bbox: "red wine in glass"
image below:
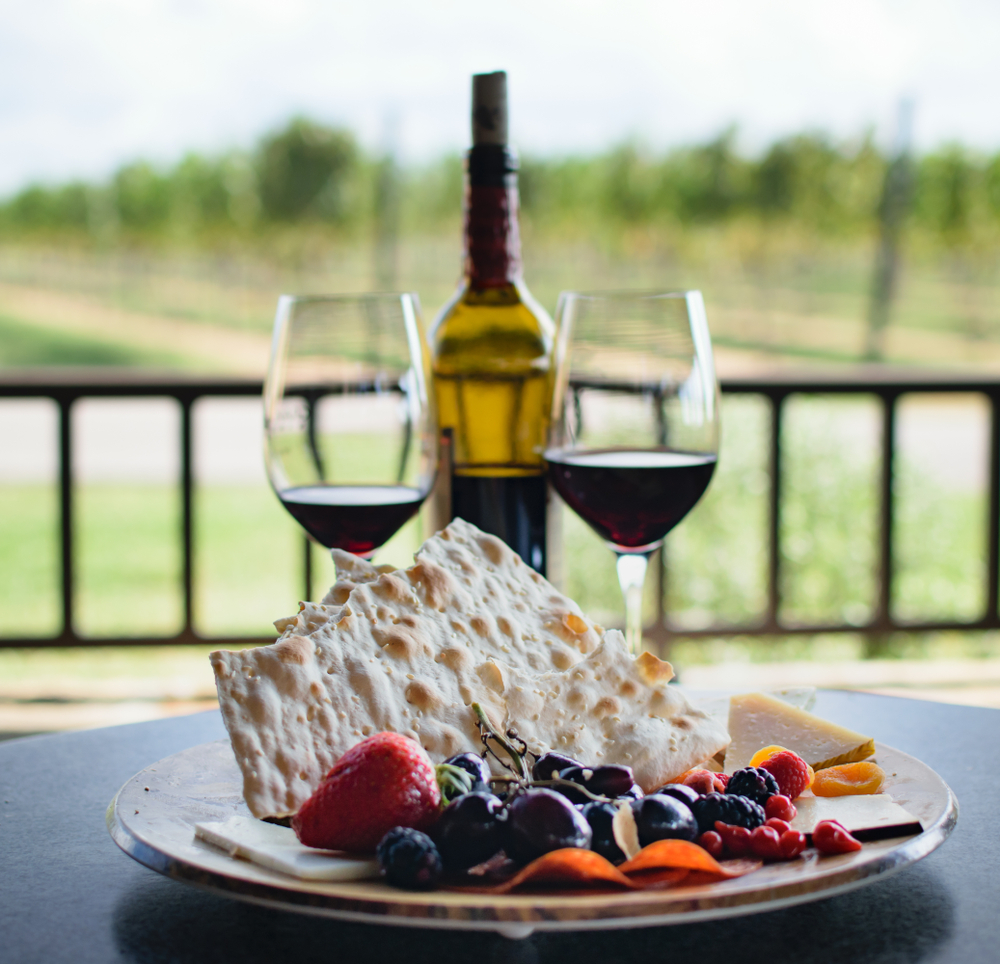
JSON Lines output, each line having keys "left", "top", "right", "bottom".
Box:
{"left": 546, "top": 449, "right": 716, "bottom": 550}
{"left": 278, "top": 484, "right": 426, "bottom": 557}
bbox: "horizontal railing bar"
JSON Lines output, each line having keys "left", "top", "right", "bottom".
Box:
{"left": 6, "top": 610, "right": 1000, "bottom": 650}
{"left": 6, "top": 370, "right": 1000, "bottom": 399}
{"left": 4, "top": 369, "right": 1000, "bottom": 649}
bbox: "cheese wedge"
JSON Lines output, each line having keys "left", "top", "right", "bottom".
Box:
{"left": 725, "top": 691, "right": 875, "bottom": 773}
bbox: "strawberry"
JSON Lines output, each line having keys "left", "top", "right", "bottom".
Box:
{"left": 759, "top": 750, "right": 811, "bottom": 800}
{"left": 292, "top": 732, "right": 441, "bottom": 853}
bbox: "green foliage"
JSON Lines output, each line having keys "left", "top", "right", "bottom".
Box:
{"left": 4, "top": 119, "right": 1000, "bottom": 256}
{"left": 256, "top": 118, "right": 359, "bottom": 223}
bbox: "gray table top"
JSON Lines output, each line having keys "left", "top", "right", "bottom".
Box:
{"left": 0, "top": 690, "right": 996, "bottom": 964}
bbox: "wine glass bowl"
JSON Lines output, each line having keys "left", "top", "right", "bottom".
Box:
{"left": 546, "top": 290, "right": 719, "bottom": 652}
{"left": 264, "top": 293, "right": 437, "bottom": 559}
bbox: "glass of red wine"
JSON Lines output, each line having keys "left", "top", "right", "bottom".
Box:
{"left": 546, "top": 291, "right": 719, "bottom": 653}
{"left": 264, "top": 293, "right": 437, "bottom": 561}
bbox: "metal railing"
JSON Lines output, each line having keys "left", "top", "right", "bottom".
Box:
{"left": 1, "top": 369, "right": 998, "bottom": 649}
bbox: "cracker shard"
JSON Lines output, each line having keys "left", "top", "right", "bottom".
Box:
{"left": 211, "top": 519, "right": 728, "bottom": 819}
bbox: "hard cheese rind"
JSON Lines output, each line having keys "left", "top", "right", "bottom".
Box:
{"left": 726, "top": 691, "right": 875, "bottom": 773}
{"left": 212, "top": 519, "right": 728, "bottom": 818}
{"left": 195, "top": 815, "right": 380, "bottom": 880}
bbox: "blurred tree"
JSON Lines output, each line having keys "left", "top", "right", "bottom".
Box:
{"left": 255, "top": 118, "right": 358, "bottom": 223}
{"left": 915, "top": 145, "right": 976, "bottom": 246}
{"left": 113, "top": 162, "right": 171, "bottom": 231}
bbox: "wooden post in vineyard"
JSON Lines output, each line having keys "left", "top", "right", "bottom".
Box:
{"left": 865, "top": 100, "right": 915, "bottom": 361}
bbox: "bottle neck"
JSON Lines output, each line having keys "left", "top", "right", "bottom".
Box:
{"left": 463, "top": 145, "right": 522, "bottom": 289}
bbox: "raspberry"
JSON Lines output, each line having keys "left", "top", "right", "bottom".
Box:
{"left": 760, "top": 751, "right": 811, "bottom": 800}
{"left": 691, "top": 792, "right": 765, "bottom": 834}
{"left": 765, "top": 794, "right": 797, "bottom": 822}
{"left": 726, "top": 767, "right": 779, "bottom": 807}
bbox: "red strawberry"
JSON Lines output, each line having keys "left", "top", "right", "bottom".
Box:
{"left": 760, "top": 750, "right": 810, "bottom": 800}
{"left": 292, "top": 732, "right": 441, "bottom": 853}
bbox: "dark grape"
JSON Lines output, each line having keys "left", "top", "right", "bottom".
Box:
{"left": 547, "top": 763, "right": 636, "bottom": 804}
{"left": 617, "top": 784, "right": 644, "bottom": 802}
{"left": 532, "top": 752, "right": 583, "bottom": 782}
{"left": 581, "top": 801, "right": 625, "bottom": 863}
{"left": 504, "top": 789, "right": 592, "bottom": 864}
{"left": 632, "top": 795, "right": 699, "bottom": 846}
{"left": 654, "top": 784, "right": 700, "bottom": 807}
{"left": 581, "top": 765, "right": 635, "bottom": 798}
{"left": 442, "top": 752, "right": 492, "bottom": 792}
{"left": 431, "top": 792, "right": 505, "bottom": 869}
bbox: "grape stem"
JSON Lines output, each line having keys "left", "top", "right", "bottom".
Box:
{"left": 490, "top": 774, "right": 615, "bottom": 804}
{"left": 471, "top": 702, "right": 529, "bottom": 782}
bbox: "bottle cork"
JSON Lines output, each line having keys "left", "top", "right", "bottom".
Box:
{"left": 471, "top": 71, "right": 508, "bottom": 146}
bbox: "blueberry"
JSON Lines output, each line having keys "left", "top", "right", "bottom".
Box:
{"left": 376, "top": 827, "right": 442, "bottom": 890}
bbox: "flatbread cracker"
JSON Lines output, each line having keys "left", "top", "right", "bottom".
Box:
{"left": 498, "top": 630, "right": 730, "bottom": 792}
{"left": 212, "top": 519, "right": 604, "bottom": 818}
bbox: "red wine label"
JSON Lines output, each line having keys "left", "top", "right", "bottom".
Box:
{"left": 464, "top": 183, "right": 522, "bottom": 287}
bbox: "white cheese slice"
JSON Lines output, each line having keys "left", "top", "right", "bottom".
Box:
{"left": 790, "top": 793, "right": 922, "bottom": 840}
{"left": 726, "top": 691, "right": 875, "bottom": 773}
{"left": 195, "top": 815, "right": 380, "bottom": 881}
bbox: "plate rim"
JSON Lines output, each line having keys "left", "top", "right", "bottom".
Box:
{"left": 107, "top": 739, "right": 958, "bottom": 936}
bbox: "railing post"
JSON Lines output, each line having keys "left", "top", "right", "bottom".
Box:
{"left": 767, "top": 392, "right": 785, "bottom": 631}
{"left": 874, "top": 392, "right": 898, "bottom": 636}
{"left": 987, "top": 391, "right": 1000, "bottom": 624}
{"left": 57, "top": 395, "right": 75, "bottom": 643}
{"left": 180, "top": 396, "right": 194, "bottom": 635}
{"left": 303, "top": 536, "right": 313, "bottom": 603}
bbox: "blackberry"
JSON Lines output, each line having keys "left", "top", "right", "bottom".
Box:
{"left": 690, "top": 792, "right": 765, "bottom": 834}
{"left": 726, "top": 767, "right": 780, "bottom": 807}
{"left": 376, "top": 827, "right": 442, "bottom": 890}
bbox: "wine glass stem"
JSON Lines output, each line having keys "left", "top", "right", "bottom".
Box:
{"left": 615, "top": 551, "right": 651, "bottom": 654}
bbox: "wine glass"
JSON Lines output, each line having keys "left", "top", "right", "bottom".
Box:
{"left": 545, "top": 291, "right": 719, "bottom": 653}
{"left": 264, "top": 293, "right": 437, "bottom": 561}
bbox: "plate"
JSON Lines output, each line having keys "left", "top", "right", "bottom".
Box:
{"left": 107, "top": 740, "right": 956, "bottom": 938}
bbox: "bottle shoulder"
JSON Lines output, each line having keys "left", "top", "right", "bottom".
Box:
{"left": 430, "top": 280, "right": 554, "bottom": 371}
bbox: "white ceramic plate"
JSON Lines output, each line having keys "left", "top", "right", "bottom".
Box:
{"left": 107, "top": 739, "right": 956, "bottom": 939}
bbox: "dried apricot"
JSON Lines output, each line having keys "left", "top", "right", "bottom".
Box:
{"left": 811, "top": 761, "right": 885, "bottom": 797}
{"left": 749, "top": 744, "right": 789, "bottom": 767}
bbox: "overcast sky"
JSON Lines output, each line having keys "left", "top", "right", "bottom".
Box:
{"left": 2, "top": 0, "right": 1000, "bottom": 195}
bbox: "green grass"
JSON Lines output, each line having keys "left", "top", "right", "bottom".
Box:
{"left": 0, "top": 484, "right": 60, "bottom": 636}
{"left": 0, "top": 313, "right": 189, "bottom": 368}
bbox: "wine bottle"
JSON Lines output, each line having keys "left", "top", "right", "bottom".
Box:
{"left": 429, "top": 71, "right": 555, "bottom": 574}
